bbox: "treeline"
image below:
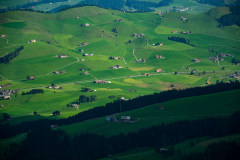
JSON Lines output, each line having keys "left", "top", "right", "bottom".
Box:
{"left": 55, "top": 0, "right": 174, "bottom": 13}
{"left": 218, "top": 5, "right": 240, "bottom": 27}
{"left": 181, "top": 141, "right": 240, "bottom": 160}
{"left": 1, "top": 81, "right": 240, "bottom": 139}
{"left": 194, "top": 0, "right": 226, "bottom": 6}
{"left": 0, "top": 46, "right": 24, "bottom": 63}
{"left": 0, "top": 0, "right": 67, "bottom": 13}
{"left": 168, "top": 36, "right": 195, "bottom": 47}
{"left": 232, "top": 57, "right": 240, "bottom": 64}
{"left": 3, "top": 111, "right": 240, "bottom": 160}
{"left": 22, "top": 89, "right": 44, "bottom": 95}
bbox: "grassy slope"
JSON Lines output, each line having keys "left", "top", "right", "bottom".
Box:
{"left": 0, "top": 6, "right": 239, "bottom": 121}
{"left": 59, "top": 90, "right": 240, "bottom": 137}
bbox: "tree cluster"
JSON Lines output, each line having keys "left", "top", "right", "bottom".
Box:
{"left": 218, "top": 5, "right": 240, "bottom": 27}
{"left": 21, "top": 89, "right": 44, "bottom": 95}
{"left": 0, "top": 46, "right": 24, "bottom": 63}
{"left": 168, "top": 36, "right": 195, "bottom": 47}
{"left": 78, "top": 95, "right": 96, "bottom": 103}
{"left": 3, "top": 111, "right": 240, "bottom": 160}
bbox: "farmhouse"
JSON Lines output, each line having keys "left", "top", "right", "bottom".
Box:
{"left": 136, "top": 59, "right": 146, "bottom": 63}
{"left": 82, "top": 23, "right": 90, "bottom": 27}
{"left": 158, "top": 12, "right": 162, "bottom": 15}
{"left": 1, "top": 35, "right": 7, "bottom": 38}
{"left": 193, "top": 59, "right": 201, "bottom": 63}
{"left": 110, "top": 56, "right": 120, "bottom": 60}
{"left": 60, "top": 71, "right": 66, "bottom": 74}
{"left": 179, "top": 16, "right": 187, "bottom": 21}
{"left": 79, "top": 49, "right": 84, "bottom": 52}
{"left": 132, "top": 33, "right": 138, "bottom": 37}
{"left": 172, "top": 31, "right": 179, "bottom": 33}
{"left": 27, "top": 39, "right": 37, "bottom": 43}
{"left": 53, "top": 71, "right": 59, "bottom": 74}
{"left": 83, "top": 71, "right": 89, "bottom": 75}
{"left": 153, "top": 42, "right": 164, "bottom": 46}
{"left": 114, "top": 19, "right": 123, "bottom": 22}
{"left": 209, "top": 57, "right": 218, "bottom": 62}
{"left": 82, "top": 42, "right": 88, "bottom": 46}
{"left": 186, "top": 67, "right": 191, "bottom": 70}
{"left": 143, "top": 73, "right": 150, "bottom": 76}
{"left": 94, "top": 80, "right": 110, "bottom": 84}
{"left": 89, "top": 53, "right": 93, "bottom": 56}
{"left": 0, "top": 91, "right": 11, "bottom": 99}
{"left": 58, "top": 55, "right": 68, "bottom": 58}
{"left": 28, "top": 76, "right": 35, "bottom": 80}
{"left": 110, "top": 65, "right": 122, "bottom": 69}
{"left": 156, "top": 69, "right": 162, "bottom": 72}
{"left": 71, "top": 104, "right": 79, "bottom": 109}
{"left": 120, "top": 116, "right": 131, "bottom": 121}
{"left": 140, "top": 33, "right": 145, "bottom": 36}
{"left": 182, "top": 31, "right": 191, "bottom": 34}
{"left": 156, "top": 55, "right": 163, "bottom": 59}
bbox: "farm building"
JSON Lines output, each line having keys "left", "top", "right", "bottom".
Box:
{"left": 83, "top": 71, "right": 89, "bottom": 75}
{"left": 53, "top": 71, "right": 59, "bottom": 74}
{"left": 140, "top": 33, "right": 145, "bottom": 36}
{"left": 193, "top": 59, "right": 201, "bottom": 63}
{"left": 110, "top": 65, "right": 122, "bottom": 69}
{"left": 82, "top": 42, "right": 88, "bottom": 46}
{"left": 179, "top": 16, "right": 187, "bottom": 21}
{"left": 114, "top": 19, "right": 123, "bottom": 22}
{"left": 0, "top": 91, "right": 11, "bottom": 99}
{"left": 27, "top": 39, "right": 37, "bottom": 43}
{"left": 94, "top": 80, "right": 110, "bottom": 84}
{"left": 1, "top": 35, "right": 7, "bottom": 38}
{"left": 110, "top": 56, "right": 120, "bottom": 60}
{"left": 120, "top": 116, "right": 131, "bottom": 121}
{"left": 156, "top": 55, "right": 163, "bottom": 59}
{"left": 182, "top": 31, "right": 191, "bottom": 34}
{"left": 58, "top": 55, "right": 68, "bottom": 58}
{"left": 71, "top": 104, "right": 79, "bottom": 109}
{"left": 186, "top": 67, "right": 191, "bottom": 70}
{"left": 158, "top": 12, "right": 162, "bottom": 15}
{"left": 153, "top": 42, "right": 164, "bottom": 46}
{"left": 60, "top": 71, "right": 66, "bottom": 74}
{"left": 132, "top": 33, "right": 138, "bottom": 37}
{"left": 82, "top": 23, "right": 90, "bottom": 27}
{"left": 156, "top": 69, "right": 162, "bottom": 72}
{"left": 143, "top": 73, "right": 150, "bottom": 76}
{"left": 172, "top": 31, "right": 179, "bottom": 33}
{"left": 28, "top": 76, "right": 35, "bottom": 80}
{"left": 209, "top": 57, "right": 218, "bottom": 62}
{"left": 80, "top": 68, "right": 85, "bottom": 71}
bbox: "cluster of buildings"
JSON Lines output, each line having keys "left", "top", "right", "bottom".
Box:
{"left": 172, "top": 31, "right": 191, "bottom": 34}
{"left": 47, "top": 85, "right": 62, "bottom": 89}
{"left": 114, "top": 19, "right": 123, "bottom": 22}
{"left": 0, "top": 89, "right": 20, "bottom": 100}
{"left": 229, "top": 71, "right": 240, "bottom": 79}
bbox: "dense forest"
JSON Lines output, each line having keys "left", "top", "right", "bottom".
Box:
{"left": 1, "top": 81, "right": 240, "bottom": 139}
{"left": 0, "top": 46, "right": 24, "bottom": 63}
{"left": 194, "top": 0, "right": 226, "bottom": 6}
{"left": 3, "top": 111, "right": 240, "bottom": 160}
{"left": 218, "top": 5, "right": 240, "bottom": 27}
{"left": 22, "top": 89, "right": 44, "bottom": 95}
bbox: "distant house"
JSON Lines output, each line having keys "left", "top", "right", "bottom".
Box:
{"left": 82, "top": 23, "right": 90, "bottom": 27}
{"left": 140, "top": 33, "right": 145, "bottom": 36}
{"left": 110, "top": 65, "right": 122, "bottom": 69}
{"left": 27, "top": 39, "right": 37, "bottom": 43}
{"left": 143, "top": 73, "right": 150, "bottom": 76}
{"left": 1, "top": 35, "right": 7, "bottom": 38}
{"left": 120, "top": 116, "right": 131, "bottom": 120}
{"left": 209, "top": 57, "right": 218, "bottom": 62}
{"left": 82, "top": 42, "right": 88, "bottom": 46}
{"left": 156, "top": 69, "right": 162, "bottom": 72}
{"left": 53, "top": 71, "right": 59, "bottom": 74}
{"left": 153, "top": 42, "right": 164, "bottom": 46}
{"left": 89, "top": 53, "right": 93, "bottom": 56}
{"left": 83, "top": 53, "right": 88, "bottom": 56}
{"left": 132, "top": 33, "right": 138, "bottom": 37}
{"left": 158, "top": 12, "right": 162, "bottom": 15}
{"left": 0, "top": 91, "right": 11, "bottom": 99}
{"left": 60, "top": 71, "right": 66, "bottom": 74}
{"left": 172, "top": 31, "right": 179, "bottom": 33}
{"left": 110, "top": 56, "right": 120, "bottom": 60}
{"left": 76, "top": 16, "right": 79, "bottom": 19}
{"left": 58, "top": 55, "right": 68, "bottom": 58}
{"left": 186, "top": 67, "right": 191, "bottom": 70}
{"left": 94, "top": 80, "right": 110, "bottom": 84}
{"left": 179, "top": 16, "right": 187, "bottom": 21}
{"left": 136, "top": 59, "right": 146, "bottom": 63}
{"left": 71, "top": 104, "right": 79, "bottom": 109}
{"left": 81, "top": 59, "right": 85, "bottom": 61}
{"left": 28, "top": 76, "right": 35, "bottom": 80}
{"left": 206, "top": 81, "right": 210, "bottom": 84}
{"left": 156, "top": 55, "right": 163, "bottom": 59}
{"left": 193, "top": 59, "right": 201, "bottom": 63}
{"left": 182, "top": 31, "right": 191, "bottom": 34}
{"left": 79, "top": 49, "right": 84, "bottom": 52}
{"left": 114, "top": 19, "right": 123, "bottom": 22}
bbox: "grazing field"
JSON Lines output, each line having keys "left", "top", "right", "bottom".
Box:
{"left": 0, "top": 6, "right": 239, "bottom": 122}
{"left": 59, "top": 90, "right": 240, "bottom": 137}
